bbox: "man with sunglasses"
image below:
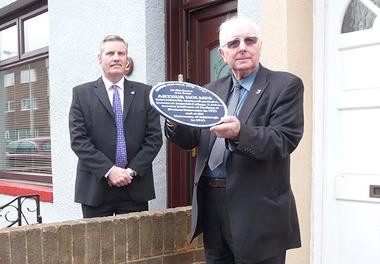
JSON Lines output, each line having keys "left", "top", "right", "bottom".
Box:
{"left": 165, "top": 16, "right": 303, "bottom": 264}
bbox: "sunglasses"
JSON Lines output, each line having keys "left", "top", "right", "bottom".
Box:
{"left": 222, "top": 36, "right": 259, "bottom": 49}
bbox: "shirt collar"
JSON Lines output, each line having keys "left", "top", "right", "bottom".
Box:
{"left": 102, "top": 76, "right": 125, "bottom": 91}
{"left": 232, "top": 65, "right": 259, "bottom": 92}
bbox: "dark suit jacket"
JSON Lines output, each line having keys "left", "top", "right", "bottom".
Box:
{"left": 166, "top": 64, "right": 304, "bottom": 262}
{"left": 69, "top": 77, "right": 162, "bottom": 207}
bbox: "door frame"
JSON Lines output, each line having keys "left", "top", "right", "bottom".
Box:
{"left": 165, "top": 0, "right": 236, "bottom": 207}
{"left": 311, "top": 1, "right": 327, "bottom": 262}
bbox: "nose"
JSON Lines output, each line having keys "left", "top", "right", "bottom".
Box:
{"left": 112, "top": 52, "right": 121, "bottom": 60}
{"left": 238, "top": 39, "right": 248, "bottom": 50}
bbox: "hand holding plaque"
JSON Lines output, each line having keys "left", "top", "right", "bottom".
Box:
{"left": 150, "top": 81, "right": 227, "bottom": 128}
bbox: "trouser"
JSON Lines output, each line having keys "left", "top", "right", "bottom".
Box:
{"left": 201, "top": 177, "right": 286, "bottom": 264}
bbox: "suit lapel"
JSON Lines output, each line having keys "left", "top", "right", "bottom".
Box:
{"left": 238, "top": 65, "right": 269, "bottom": 123}
{"left": 93, "top": 78, "right": 114, "bottom": 118}
{"left": 123, "top": 79, "right": 136, "bottom": 120}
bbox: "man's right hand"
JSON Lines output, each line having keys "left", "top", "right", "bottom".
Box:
{"left": 107, "top": 166, "right": 133, "bottom": 187}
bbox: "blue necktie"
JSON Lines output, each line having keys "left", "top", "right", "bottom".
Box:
{"left": 208, "top": 83, "right": 241, "bottom": 170}
{"left": 112, "top": 85, "right": 128, "bottom": 168}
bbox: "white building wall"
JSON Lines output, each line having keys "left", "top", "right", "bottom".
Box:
{"left": 0, "top": 0, "right": 166, "bottom": 223}
{"left": 238, "top": 0, "right": 261, "bottom": 24}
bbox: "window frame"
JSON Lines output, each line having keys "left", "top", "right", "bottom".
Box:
{"left": 0, "top": 3, "right": 48, "bottom": 68}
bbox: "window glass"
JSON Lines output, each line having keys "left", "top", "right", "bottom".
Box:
{"left": 6, "top": 101, "right": 15, "bottom": 112}
{"left": 209, "top": 45, "right": 230, "bottom": 82}
{"left": 4, "top": 73, "right": 15, "bottom": 87}
{"left": 0, "top": 25, "right": 18, "bottom": 61}
{"left": 0, "top": 59, "right": 51, "bottom": 178}
{"left": 20, "top": 69, "right": 37, "bottom": 83}
{"left": 0, "top": 6, "right": 50, "bottom": 184}
{"left": 342, "top": 0, "right": 380, "bottom": 33}
{"left": 24, "top": 12, "right": 49, "bottom": 53}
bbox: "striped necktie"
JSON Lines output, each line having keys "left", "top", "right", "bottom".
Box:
{"left": 208, "top": 82, "right": 241, "bottom": 170}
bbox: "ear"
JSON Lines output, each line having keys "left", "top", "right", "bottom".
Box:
{"left": 97, "top": 54, "right": 101, "bottom": 64}
{"left": 218, "top": 48, "right": 227, "bottom": 62}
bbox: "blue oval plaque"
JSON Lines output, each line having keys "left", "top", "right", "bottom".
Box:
{"left": 150, "top": 81, "right": 227, "bottom": 127}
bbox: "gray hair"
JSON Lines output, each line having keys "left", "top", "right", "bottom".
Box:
{"left": 219, "top": 16, "right": 261, "bottom": 47}
{"left": 99, "top": 35, "right": 128, "bottom": 54}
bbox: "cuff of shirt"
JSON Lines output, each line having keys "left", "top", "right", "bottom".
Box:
{"left": 105, "top": 166, "right": 116, "bottom": 178}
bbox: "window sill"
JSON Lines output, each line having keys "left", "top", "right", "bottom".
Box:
{"left": 0, "top": 180, "right": 53, "bottom": 202}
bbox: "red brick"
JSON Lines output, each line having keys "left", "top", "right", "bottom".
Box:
{"left": 129, "top": 256, "right": 163, "bottom": 264}
{"left": 26, "top": 227, "right": 42, "bottom": 264}
{"left": 174, "top": 210, "right": 187, "bottom": 251}
{"left": 72, "top": 221, "right": 86, "bottom": 264}
{"left": 42, "top": 225, "right": 58, "bottom": 263}
{"left": 163, "top": 251, "right": 194, "bottom": 264}
{"left": 127, "top": 215, "right": 140, "bottom": 260}
{"left": 86, "top": 221, "right": 101, "bottom": 263}
{"left": 151, "top": 213, "right": 164, "bottom": 256}
{"left": 163, "top": 211, "right": 175, "bottom": 254}
{"left": 140, "top": 214, "right": 152, "bottom": 258}
{"left": 0, "top": 231, "right": 11, "bottom": 264}
{"left": 57, "top": 224, "right": 72, "bottom": 264}
{"left": 10, "top": 228, "right": 26, "bottom": 264}
{"left": 113, "top": 217, "right": 127, "bottom": 263}
{"left": 100, "top": 219, "right": 114, "bottom": 264}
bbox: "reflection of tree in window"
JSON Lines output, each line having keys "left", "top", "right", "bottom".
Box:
{"left": 342, "top": 0, "right": 380, "bottom": 33}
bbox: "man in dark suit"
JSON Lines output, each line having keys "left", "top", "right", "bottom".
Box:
{"left": 165, "top": 17, "right": 303, "bottom": 263}
{"left": 69, "top": 35, "right": 162, "bottom": 218}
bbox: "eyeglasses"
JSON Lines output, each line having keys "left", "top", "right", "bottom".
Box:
{"left": 222, "top": 36, "right": 259, "bottom": 49}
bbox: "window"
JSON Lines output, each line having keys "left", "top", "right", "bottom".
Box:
{"left": 21, "top": 98, "right": 39, "bottom": 111}
{"left": 6, "top": 101, "right": 15, "bottom": 112}
{"left": 4, "top": 73, "right": 15, "bottom": 87}
{"left": 0, "top": 24, "right": 18, "bottom": 61}
{"left": 0, "top": 2, "right": 50, "bottom": 184}
{"left": 20, "top": 69, "right": 37, "bottom": 83}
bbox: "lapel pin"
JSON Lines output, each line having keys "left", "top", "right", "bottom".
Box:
{"left": 131, "top": 91, "right": 135, "bottom": 95}
{"left": 256, "top": 89, "right": 261, "bottom": 95}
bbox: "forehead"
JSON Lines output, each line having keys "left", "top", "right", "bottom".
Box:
{"left": 102, "top": 40, "right": 127, "bottom": 52}
{"left": 224, "top": 24, "right": 257, "bottom": 40}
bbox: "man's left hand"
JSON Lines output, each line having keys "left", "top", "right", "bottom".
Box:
{"left": 210, "top": 116, "right": 240, "bottom": 140}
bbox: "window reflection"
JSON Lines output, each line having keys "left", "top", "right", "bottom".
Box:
{"left": 0, "top": 25, "right": 18, "bottom": 61}
{"left": 0, "top": 60, "right": 51, "bottom": 177}
{"left": 210, "top": 46, "right": 230, "bottom": 82}
{"left": 24, "top": 12, "right": 49, "bottom": 53}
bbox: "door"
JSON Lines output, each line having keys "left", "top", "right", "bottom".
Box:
{"left": 316, "top": 0, "right": 380, "bottom": 263}
{"left": 166, "top": 0, "right": 237, "bottom": 207}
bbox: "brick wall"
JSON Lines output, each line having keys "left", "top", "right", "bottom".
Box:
{"left": 0, "top": 206, "right": 205, "bottom": 264}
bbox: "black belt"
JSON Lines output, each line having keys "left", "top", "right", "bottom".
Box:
{"left": 202, "top": 177, "right": 226, "bottom": 188}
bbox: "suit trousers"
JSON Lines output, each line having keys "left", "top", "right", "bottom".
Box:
{"left": 81, "top": 185, "right": 148, "bottom": 218}
{"left": 201, "top": 178, "right": 286, "bottom": 264}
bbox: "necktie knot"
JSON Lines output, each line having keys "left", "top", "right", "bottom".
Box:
{"left": 227, "top": 82, "right": 241, "bottom": 116}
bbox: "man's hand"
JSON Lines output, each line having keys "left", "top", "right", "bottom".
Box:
{"left": 210, "top": 116, "right": 240, "bottom": 140}
{"left": 107, "top": 166, "right": 134, "bottom": 187}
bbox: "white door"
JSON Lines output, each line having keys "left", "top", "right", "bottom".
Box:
{"left": 314, "top": 0, "right": 380, "bottom": 263}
